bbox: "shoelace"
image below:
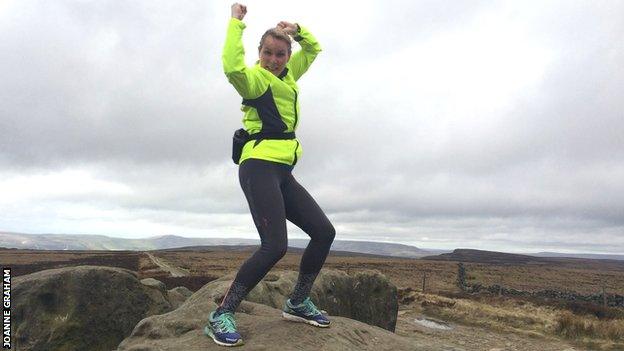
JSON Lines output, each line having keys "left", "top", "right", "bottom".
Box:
{"left": 299, "top": 298, "right": 321, "bottom": 316}
{"left": 214, "top": 312, "right": 237, "bottom": 333}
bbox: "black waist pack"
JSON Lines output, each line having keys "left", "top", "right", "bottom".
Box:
{"left": 232, "top": 128, "right": 250, "bottom": 164}
{"left": 231, "top": 128, "right": 296, "bottom": 164}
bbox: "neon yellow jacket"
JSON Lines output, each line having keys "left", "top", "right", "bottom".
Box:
{"left": 222, "top": 18, "right": 321, "bottom": 166}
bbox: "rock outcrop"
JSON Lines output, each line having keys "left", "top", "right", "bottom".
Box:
{"left": 199, "top": 269, "right": 398, "bottom": 331}
{"left": 117, "top": 289, "right": 425, "bottom": 351}
{"left": 12, "top": 266, "right": 173, "bottom": 351}
{"left": 13, "top": 266, "right": 408, "bottom": 351}
{"left": 140, "top": 277, "right": 173, "bottom": 315}
{"left": 167, "top": 286, "right": 193, "bottom": 310}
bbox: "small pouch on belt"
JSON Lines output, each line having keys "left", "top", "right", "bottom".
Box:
{"left": 232, "top": 128, "right": 250, "bottom": 164}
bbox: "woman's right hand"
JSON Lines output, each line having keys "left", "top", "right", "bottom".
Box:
{"left": 231, "top": 3, "right": 247, "bottom": 20}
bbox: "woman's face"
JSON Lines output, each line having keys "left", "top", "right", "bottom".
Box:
{"left": 259, "top": 36, "right": 290, "bottom": 76}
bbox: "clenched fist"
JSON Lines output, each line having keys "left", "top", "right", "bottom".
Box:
{"left": 276, "top": 21, "right": 298, "bottom": 36}
{"left": 231, "top": 3, "right": 247, "bottom": 20}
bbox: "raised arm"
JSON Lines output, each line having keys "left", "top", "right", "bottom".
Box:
{"left": 277, "top": 21, "right": 322, "bottom": 81}
{"left": 222, "top": 3, "right": 266, "bottom": 99}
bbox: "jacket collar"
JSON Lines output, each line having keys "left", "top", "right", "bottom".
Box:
{"left": 255, "top": 61, "right": 289, "bottom": 80}
{"left": 277, "top": 67, "right": 289, "bottom": 80}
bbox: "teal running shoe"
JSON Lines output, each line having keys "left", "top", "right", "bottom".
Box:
{"left": 282, "top": 297, "right": 331, "bottom": 327}
{"left": 204, "top": 311, "right": 244, "bottom": 347}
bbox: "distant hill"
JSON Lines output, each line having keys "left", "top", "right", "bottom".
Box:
{"left": 532, "top": 252, "right": 624, "bottom": 261}
{"left": 422, "top": 248, "right": 624, "bottom": 270}
{"left": 422, "top": 248, "right": 550, "bottom": 265}
{"left": 3, "top": 232, "right": 621, "bottom": 262}
{"left": 0, "top": 232, "right": 434, "bottom": 258}
{"left": 161, "top": 245, "right": 399, "bottom": 258}
{"left": 322, "top": 240, "right": 435, "bottom": 258}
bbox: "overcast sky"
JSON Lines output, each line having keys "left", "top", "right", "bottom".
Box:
{"left": 1, "top": 0, "right": 623, "bottom": 253}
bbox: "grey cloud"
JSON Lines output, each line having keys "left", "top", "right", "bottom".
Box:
{"left": 1, "top": 1, "right": 623, "bottom": 253}
{"left": 1, "top": 1, "right": 233, "bottom": 169}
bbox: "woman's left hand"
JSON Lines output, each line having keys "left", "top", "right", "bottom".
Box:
{"left": 276, "top": 21, "right": 298, "bottom": 36}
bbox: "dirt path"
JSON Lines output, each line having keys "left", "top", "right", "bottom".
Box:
{"left": 395, "top": 307, "right": 592, "bottom": 351}
{"left": 145, "top": 252, "right": 189, "bottom": 277}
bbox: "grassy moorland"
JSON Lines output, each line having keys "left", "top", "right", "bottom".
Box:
{"left": 2, "top": 247, "right": 623, "bottom": 350}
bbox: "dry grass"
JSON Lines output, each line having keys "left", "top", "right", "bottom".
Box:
{"left": 555, "top": 311, "right": 624, "bottom": 343}
{"left": 466, "top": 263, "right": 624, "bottom": 295}
{"left": 415, "top": 292, "right": 558, "bottom": 336}
{"left": 406, "top": 291, "right": 624, "bottom": 350}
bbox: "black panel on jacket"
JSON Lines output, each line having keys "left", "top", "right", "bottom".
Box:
{"left": 242, "top": 86, "right": 288, "bottom": 133}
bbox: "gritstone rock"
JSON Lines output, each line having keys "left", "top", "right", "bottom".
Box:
{"left": 198, "top": 269, "right": 398, "bottom": 332}
{"left": 12, "top": 266, "right": 173, "bottom": 351}
{"left": 117, "top": 284, "right": 429, "bottom": 351}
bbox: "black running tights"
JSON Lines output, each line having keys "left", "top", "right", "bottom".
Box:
{"left": 231, "top": 158, "right": 335, "bottom": 293}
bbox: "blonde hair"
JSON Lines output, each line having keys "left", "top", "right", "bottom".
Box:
{"left": 258, "top": 28, "right": 292, "bottom": 54}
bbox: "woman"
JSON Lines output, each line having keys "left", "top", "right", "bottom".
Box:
{"left": 204, "top": 3, "right": 335, "bottom": 347}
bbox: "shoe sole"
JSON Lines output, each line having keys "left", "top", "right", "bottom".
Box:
{"left": 204, "top": 326, "right": 244, "bottom": 347}
{"left": 282, "top": 311, "right": 331, "bottom": 328}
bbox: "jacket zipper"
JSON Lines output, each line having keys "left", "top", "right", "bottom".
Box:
{"left": 292, "top": 88, "right": 299, "bottom": 165}
{"left": 292, "top": 88, "right": 298, "bottom": 130}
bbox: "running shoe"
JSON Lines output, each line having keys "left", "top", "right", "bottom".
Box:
{"left": 204, "top": 311, "right": 244, "bottom": 347}
{"left": 282, "top": 297, "right": 331, "bottom": 327}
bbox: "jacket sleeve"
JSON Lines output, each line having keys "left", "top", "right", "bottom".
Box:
{"left": 222, "top": 18, "right": 267, "bottom": 99}
{"left": 288, "top": 25, "right": 322, "bottom": 82}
